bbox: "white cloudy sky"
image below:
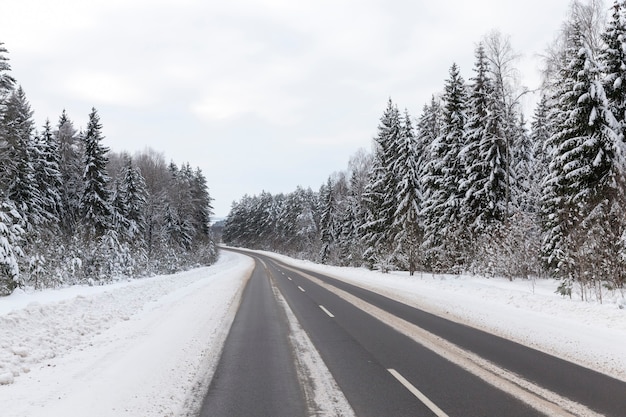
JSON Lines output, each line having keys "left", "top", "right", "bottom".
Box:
{"left": 1, "top": 0, "right": 592, "bottom": 217}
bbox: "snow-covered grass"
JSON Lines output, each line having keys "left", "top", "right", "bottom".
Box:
{"left": 0, "top": 251, "right": 253, "bottom": 417}
{"left": 260, "top": 251, "right": 626, "bottom": 383}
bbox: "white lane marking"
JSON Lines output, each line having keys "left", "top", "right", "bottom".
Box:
{"left": 288, "top": 277, "right": 293, "bottom": 281}
{"left": 298, "top": 286, "right": 306, "bottom": 292}
{"left": 388, "top": 369, "right": 449, "bottom": 417}
{"left": 319, "top": 305, "right": 335, "bottom": 318}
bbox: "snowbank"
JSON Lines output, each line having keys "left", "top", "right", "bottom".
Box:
{"left": 0, "top": 251, "right": 253, "bottom": 417}
{"left": 261, "top": 251, "right": 626, "bottom": 382}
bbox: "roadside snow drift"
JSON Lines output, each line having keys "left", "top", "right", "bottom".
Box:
{"left": 0, "top": 251, "right": 253, "bottom": 417}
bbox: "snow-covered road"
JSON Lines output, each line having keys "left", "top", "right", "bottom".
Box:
{"left": 1, "top": 248, "right": 625, "bottom": 416}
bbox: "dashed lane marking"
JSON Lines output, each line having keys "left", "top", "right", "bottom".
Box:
{"left": 388, "top": 369, "right": 449, "bottom": 417}
{"left": 319, "top": 305, "right": 335, "bottom": 318}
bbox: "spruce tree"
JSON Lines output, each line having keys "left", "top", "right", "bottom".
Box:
{"left": 1, "top": 86, "right": 42, "bottom": 230}
{"left": 34, "top": 119, "right": 63, "bottom": 225}
{"left": 114, "top": 155, "right": 148, "bottom": 240}
{"left": 0, "top": 200, "right": 23, "bottom": 295}
{"left": 0, "top": 42, "right": 15, "bottom": 103}
{"left": 190, "top": 167, "right": 213, "bottom": 240}
{"left": 56, "top": 110, "right": 83, "bottom": 235}
{"left": 529, "top": 95, "right": 552, "bottom": 212}
{"left": 392, "top": 109, "right": 422, "bottom": 274}
{"left": 421, "top": 64, "right": 468, "bottom": 271}
{"left": 81, "top": 108, "right": 112, "bottom": 239}
{"left": 601, "top": 0, "right": 626, "bottom": 142}
{"left": 361, "top": 98, "right": 401, "bottom": 270}
{"left": 319, "top": 177, "right": 336, "bottom": 264}
{"left": 542, "top": 22, "right": 621, "bottom": 295}
{"left": 461, "top": 44, "right": 507, "bottom": 240}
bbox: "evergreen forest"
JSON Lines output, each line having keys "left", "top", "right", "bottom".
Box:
{"left": 224, "top": 0, "right": 626, "bottom": 302}
{"left": 0, "top": 45, "right": 216, "bottom": 295}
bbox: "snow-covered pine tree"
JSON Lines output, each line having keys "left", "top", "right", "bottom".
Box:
{"left": 336, "top": 149, "right": 372, "bottom": 266}
{"left": 1, "top": 86, "right": 42, "bottom": 231}
{"left": 190, "top": 167, "right": 213, "bottom": 242}
{"left": 595, "top": 0, "right": 626, "bottom": 291}
{"left": 421, "top": 64, "right": 468, "bottom": 271}
{"left": 81, "top": 108, "right": 112, "bottom": 240}
{"left": 392, "top": 109, "right": 422, "bottom": 275}
{"left": 294, "top": 187, "right": 319, "bottom": 258}
{"left": 460, "top": 44, "right": 507, "bottom": 244}
{"left": 0, "top": 42, "right": 15, "bottom": 105}
{"left": 541, "top": 21, "right": 622, "bottom": 297}
{"left": 361, "top": 98, "right": 401, "bottom": 271}
{"left": 416, "top": 96, "right": 442, "bottom": 178}
{"left": 529, "top": 95, "right": 552, "bottom": 212}
{"left": 510, "top": 114, "right": 534, "bottom": 214}
{"left": 113, "top": 155, "right": 148, "bottom": 240}
{"left": 319, "top": 177, "right": 336, "bottom": 264}
{"left": 34, "top": 119, "right": 64, "bottom": 225}
{"left": 0, "top": 199, "right": 23, "bottom": 295}
{"left": 164, "top": 162, "right": 194, "bottom": 251}
{"left": 602, "top": 0, "right": 626, "bottom": 141}
{"left": 56, "top": 110, "right": 83, "bottom": 235}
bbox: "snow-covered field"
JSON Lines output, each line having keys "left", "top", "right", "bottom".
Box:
{"left": 0, "top": 251, "right": 253, "bottom": 417}
{"left": 2, "top": 248, "right": 625, "bottom": 416}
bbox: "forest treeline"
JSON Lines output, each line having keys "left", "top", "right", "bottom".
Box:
{"left": 224, "top": 0, "right": 626, "bottom": 302}
{"left": 0, "top": 45, "right": 216, "bottom": 295}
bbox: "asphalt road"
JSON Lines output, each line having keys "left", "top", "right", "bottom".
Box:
{"left": 198, "top": 257, "right": 306, "bottom": 417}
{"left": 199, "top": 249, "right": 626, "bottom": 416}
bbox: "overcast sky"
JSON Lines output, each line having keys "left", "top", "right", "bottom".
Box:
{"left": 1, "top": 0, "right": 594, "bottom": 217}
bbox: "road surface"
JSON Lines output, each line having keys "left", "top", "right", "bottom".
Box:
{"left": 199, "top": 248, "right": 626, "bottom": 416}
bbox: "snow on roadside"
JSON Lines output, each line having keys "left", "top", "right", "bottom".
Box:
{"left": 0, "top": 251, "right": 253, "bottom": 417}
{"left": 260, "top": 251, "right": 626, "bottom": 383}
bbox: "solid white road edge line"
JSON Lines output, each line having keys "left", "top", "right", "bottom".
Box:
{"left": 298, "top": 286, "right": 305, "bottom": 292}
{"left": 388, "top": 369, "right": 449, "bottom": 417}
{"left": 278, "top": 263, "right": 588, "bottom": 417}
{"left": 319, "top": 305, "right": 335, "bottom": 318}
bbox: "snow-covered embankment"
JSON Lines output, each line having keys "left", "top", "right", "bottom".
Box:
{"left": 0, "top": 251, "right": 253, "bottom": 417}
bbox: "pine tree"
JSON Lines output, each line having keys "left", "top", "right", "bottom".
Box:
{"left": 529, "top": 95, "right": 552, "bottom": 212}
{"left": 0, "top": 42, "right": 15, "bottom": 103}
{"left": 510, "top": 114, "right": 534, "bottom": 213}
{"left": 460, "top": 44, "right": 507, "bottom": 240}
{"left": 190, "top": 167, "right": 213, "bottom": 241}
{"left": 81, "top": 108, "right": 112, "bottom": 239}
{"left": 319, "top": 177, "right": 336, "bottom": 264}
{"left": 421, "top": 64, "right": 468, "bottom": 271}
{"left": 392, "top": 110, "right": 422, "bottom": 275}
{"left": 416, "top": 96, "right": 442, "bottom": 172}
{"left": 541, "top": 22, "right": 621, "bottom": 295}
{"left": 1, "top": 86, "right": 42, "bottom": 230}
{"left": 602, "top": 0, "right": 626, "bottom": 141}
{"left": 0, "top": 200, "right": 23, "bottom": 295}
{"left": 113, "top": 155, "right": 148, "bottom": 240}
{"left": 34, "top": 119, "right": 63, "bottom": 224}
{"left": 361, "top": 98, "right": 401, "bottom": 270}
{"left": 56, "top": 110, "right": 83, "bottom": 235}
